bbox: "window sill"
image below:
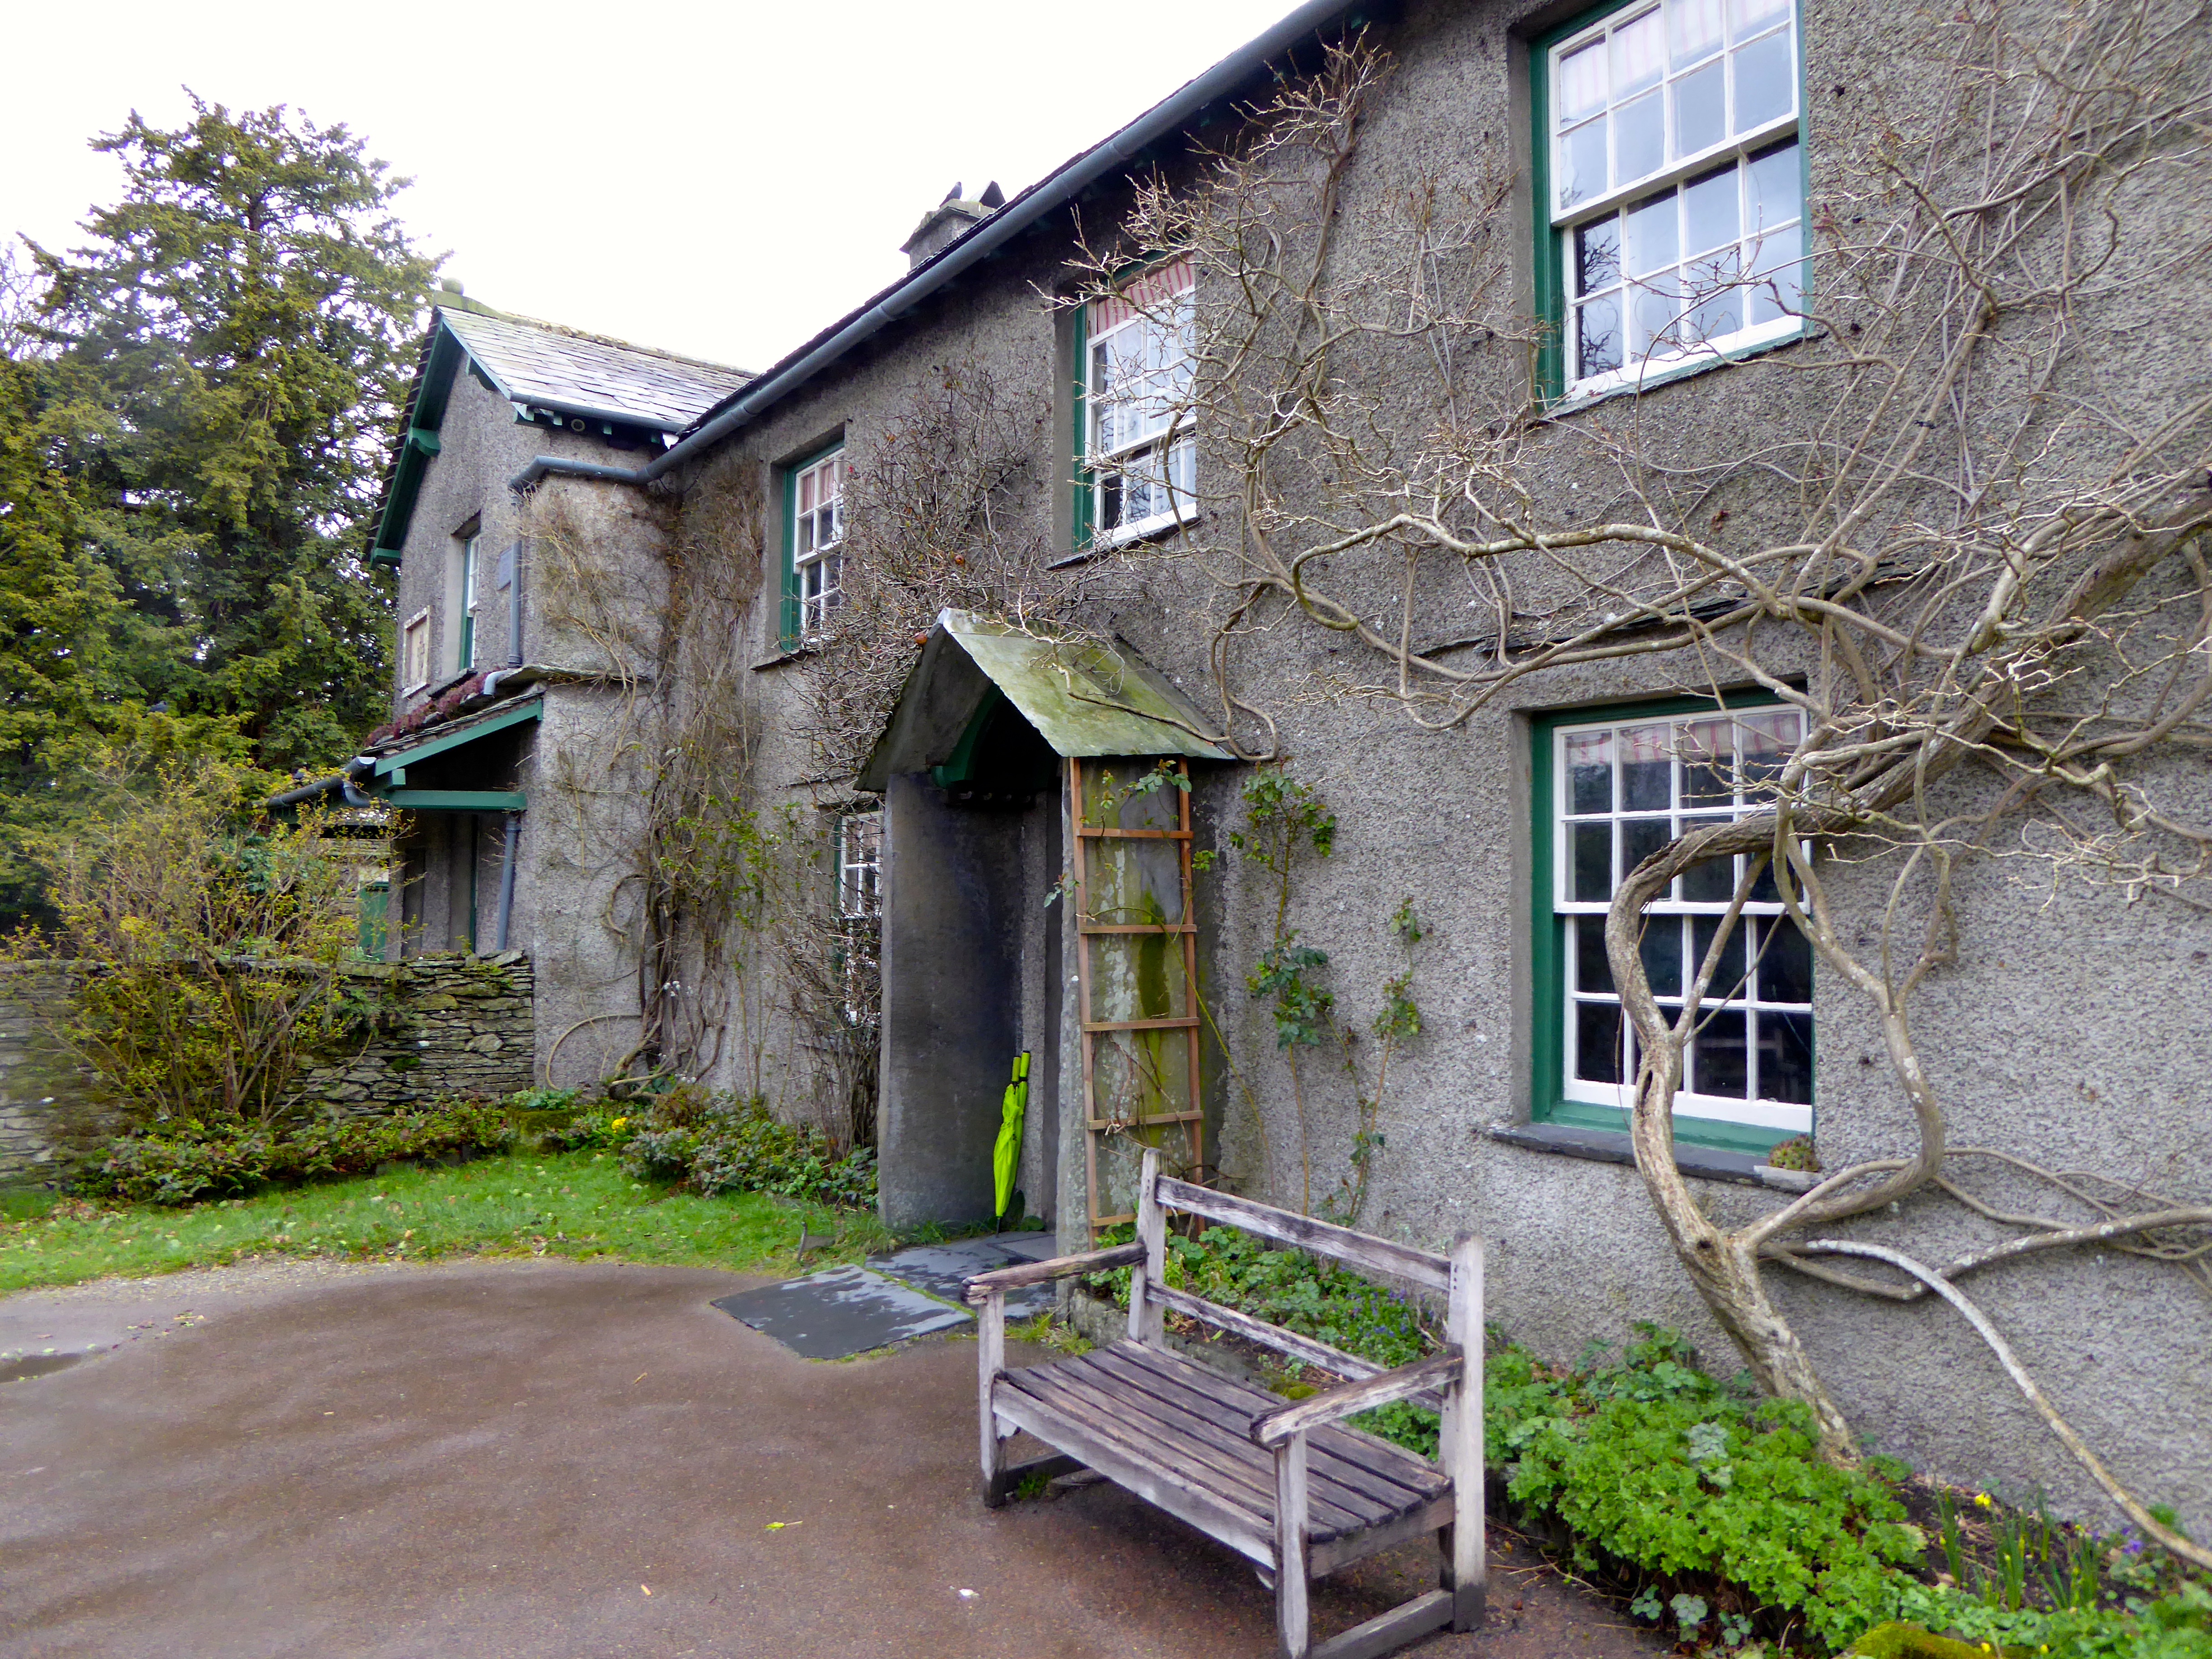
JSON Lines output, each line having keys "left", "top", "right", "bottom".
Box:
{"left": 751, "top": 642, "right": 820, "bottom": 671}
{"left": 1055, "top": 509, "right": 1201, "bottom": 567}
{"left": 1486, "top": 1121, "right": 1817, "bottom": 1192}
{"left": 1547, "top": 322, "right": 1818, "bottom": 419}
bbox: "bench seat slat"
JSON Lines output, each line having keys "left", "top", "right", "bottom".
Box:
{"left": 1003, "top": 1367, "right": 1276, "bottom": 1532}
{"left": 1096, "top": 1344, "right": 1443, "bottom": 1513}
{"left": 989, "top": 1381, "right": 1275, "bottom": 1567}
{"left": 1000, "top": 1343, "right": 1446, "bottom": 1547}
{"left": 1019, "top": 1359, "right": 1376, "bottom": 1539}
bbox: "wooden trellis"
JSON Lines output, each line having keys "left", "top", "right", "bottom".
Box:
{"left": 1070, "top": 755, "right": 1204, "bottom": 1241}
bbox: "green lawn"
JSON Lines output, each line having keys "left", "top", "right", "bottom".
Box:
{"left": 0, "top": 1150, "right": 879, "bottom": 1296}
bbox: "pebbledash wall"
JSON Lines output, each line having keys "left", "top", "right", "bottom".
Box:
{"left": 295, "top": 953, "right": 537, "bottom": 1113}
{"left": 0, "top": 954, "right": 537, "bottom": 1185}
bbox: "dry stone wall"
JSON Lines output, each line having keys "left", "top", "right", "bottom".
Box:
{"left": 0, "top": 965, "right": 108, "bottom": 1186}
{"left": 297, "top": 953, "right": 536, "bottom": 1113}
{"left": 0, "top": 955, "right": 538, "bottom": 1186}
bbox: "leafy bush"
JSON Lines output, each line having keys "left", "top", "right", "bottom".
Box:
{"left": 613, "top": 1087, "right": 876, "bottom": 1209}
{"left": 5, "top": 760, "right": 371, "bottom": 1129}
{"left": 78, "top": 1099, "right": 516, "bottom": 1205}
{"left": 1491, "top": 1326, "right": 1922, "bottom": 1650}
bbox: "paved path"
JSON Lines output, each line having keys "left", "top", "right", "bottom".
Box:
{"left": 0, "top": 1259, "right": 1659, "bottom": 1658}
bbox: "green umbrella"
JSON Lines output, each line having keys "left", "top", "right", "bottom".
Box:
{"left": 993, "top": 1051, "right": 1031, "bottom": 1224}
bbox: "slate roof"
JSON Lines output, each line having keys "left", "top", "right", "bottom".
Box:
{"left": 438, "top": 306, "right": 750, "bottom": 432}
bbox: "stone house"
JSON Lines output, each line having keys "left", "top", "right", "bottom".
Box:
{"left": 294, "top": 289, "right": 751, "bottom": 1086}
{"left": 334, "top": 0, "right": 2208, "bottom": 1527}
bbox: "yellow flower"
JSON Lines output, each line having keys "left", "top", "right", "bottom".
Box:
{"left": 610, "top": 1117, "right": 628, "bottom": 1131}
{"left": 1974, "top": 1492, "right": 1993, "bottom": 1508}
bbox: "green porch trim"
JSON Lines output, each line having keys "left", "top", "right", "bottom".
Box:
{"left": 371, "top": 325, "right": 469, "bottom": 567}
{"left": 371, "top": 697, "right": 543, "bottom": 777}
{"left": 377, "top": 789, "right": 528, "bottom": 812}
{"left": 1528, "top": 689, "right": 1800, "bottom": 1157}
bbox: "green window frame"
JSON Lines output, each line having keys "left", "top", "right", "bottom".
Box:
{"left": 457, "top": 532, "right": 479, "bottom": 672}
{"left": 779, "top": 438, "right": 845, "bottom": 651}
{"left": 1530, "top": 0, "right": 1812, "bottom": 404}
{"left": 1072, "top": 258, "right": 1195, "bottom": 553}
{"left": 1529, "top": 692, "right": 1813, "bottom": 1155}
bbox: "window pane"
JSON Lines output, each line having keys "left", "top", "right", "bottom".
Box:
{"left": 1575, "top": 918, "right": 1616, "bottom": 995}
{"left": 1573, "top": 822, "right": 1614, "bottom": 902}
{"left": 1749, "top": 254, "right": 1805, "bottom": 324}
{"left": 1559, "top": 37, "right": 1607, "bottom": 122}
{"left": 1758, "top": 915, "right": 1814, "bottom": 1003}
{"left": 1737, "top": 711, "right": 1796, "bottom": 787}
{"left": 1692, "top": 913, "right": 1748, "bottom": 997}
{"left": 1731, "top": 0, "right": 1790, "bottom": 38}
{"left": 1615, "top": 90, "right": 1665, "bottom": 185}
{"left": 1622, "top": 815, "right": 1671, "bottom": 883}
{"left": 1624, "top": 189, "right": 1679, "bottom": 276}
{"left": 1668, "top": 0, "right": 1726, "bottom": 66}
{"left": 1612, "top": 7, "right": 1665, "bottom": 95}
{"left": 1567, "top": 730, "right": 1613, "bottom": 812}
{"left": 1759, "top": 1011, "right": 1814, "bottom": 1104}
{"left": 1673, "top": 57, "right": 1727, "bottom": 155}
{"left": 1576, "top": 218, "right": 1622, "bottom": 294}
{"left": 1733, "top": 28, "right": 1795, "bottom": 132}
{"left": 1682, "top": 849, "right": 1736, "bottom": 902}
{"left": 1562, "top": 117, "right": 1608, "bottom": 208}
{"left": 1577, "top": 293, "right": 1623, "bottom": 377}
{"left": 1692, "top": 1008, "right": 1748, "bottom": 1097}
{"left": 1681, "top": 717, "right": 1733, "bottom": 805}
{"left": 1748, "top": 856, "right": 1781, "bottom": 903}
{"left": 1632, "top": 269, "right": 1684, "bottom": 358}
{"left": 1575, "top": 1001, "right": 1625, "bottom": 1084}
{"left": 1683, "top": 165, "right": 1741, "bottom": 256}
{"left": 1747, "top": 141, "right": 1801, "bottom": 230}
{"left": 1642, "top": 919, "right": 1683, "bottom": 997}
{"left": 1688, "top": 279, "right": 1743, "bottom": 346}
{"left": 1620, "top": 723, "right": 1672, "bottom": 810}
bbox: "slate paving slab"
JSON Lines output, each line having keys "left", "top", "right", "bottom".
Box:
{"left": 868, "top": 1236, "right": 1057, "bottom": 1320}
{"left": 711, "top": 1265, "right": 970, "bottom": 1359}
{"left": 710, "top": 1232, "right": 1068, "bottom": 1360}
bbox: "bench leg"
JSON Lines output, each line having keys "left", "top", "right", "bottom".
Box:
{"left": 1275, "top": 1435, "right": 1311, "bottom": 1659}
{"left": 1437, "top": 1523, "right": 1484, "bottom": 1631}
{"left": 978, "top": 1289, "right": 1011, "bottom": 1507}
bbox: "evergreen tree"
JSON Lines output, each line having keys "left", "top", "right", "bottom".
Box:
{"left": 26, "top": 94, "right": 435, "bottom": 772}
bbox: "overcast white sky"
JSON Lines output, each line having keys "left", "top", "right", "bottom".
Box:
{"left": 1, "top": 0, "right": 1294, "bottom": 372}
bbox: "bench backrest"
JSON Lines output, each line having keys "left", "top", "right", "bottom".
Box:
{"left": 1152, "top": 1173, "right": 1451, "bottom": 1293}
{"left": 1127, "top": 1149, "right": 1460, "bottom": 1384}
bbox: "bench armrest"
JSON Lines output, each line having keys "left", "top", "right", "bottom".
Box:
{"left": 1249, "top": 1347, "right": 1465, "bottom": 1447}
{"left": 963, "top": 1241, "right": 1147, "bottom": 1303}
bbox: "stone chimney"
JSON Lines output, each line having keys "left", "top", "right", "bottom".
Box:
{"left": 900, "top": 180, "right": 1005, "bottom": 270}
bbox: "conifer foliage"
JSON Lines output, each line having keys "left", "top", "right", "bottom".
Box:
{"left": 2, "top": 95, "right": 434, "bottom": 925}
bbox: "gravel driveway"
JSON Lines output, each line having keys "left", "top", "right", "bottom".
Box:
{"left": 0, "top": 1258, "right": 1658, "bottom": 1658}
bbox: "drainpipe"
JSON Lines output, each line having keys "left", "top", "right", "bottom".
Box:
{"left": 267, "top": 755, "right": 377, "bottom": 811}
{"left": 494, "top": 811, "right": 521, "bottom": 951}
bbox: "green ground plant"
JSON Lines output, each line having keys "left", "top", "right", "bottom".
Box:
{"left": 77, "top": 1098, "right": 515, "bottom": 1205}
{"left": 0, "top": 1145, "right": 858, "bottom": 1296}
{"left": 611, "top": 1085, "right": 877, "bottom": 1210}
{"left": 1087, "top": 1224, "right": 2211, "bottom": 1657}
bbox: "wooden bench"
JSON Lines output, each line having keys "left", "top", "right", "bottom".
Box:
{"left": 964, "top": 1148, "right": 1483, "bottom": 1659}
